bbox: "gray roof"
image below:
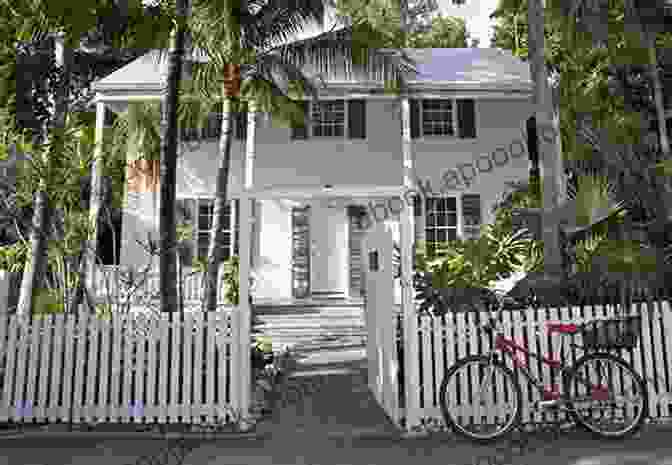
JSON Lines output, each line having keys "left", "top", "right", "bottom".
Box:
{"left": 93, "top": 47, "right": 532, "bottom": 94}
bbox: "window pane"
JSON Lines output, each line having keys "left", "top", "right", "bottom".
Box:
{"left": 447, "top": 229, "right": 457, "bottom": 242}
{"left": 447, "top": 213, "right": 457, "bottom": 226}
{"left": 312, "top": 100, "right": 345, "bottom": 137}
{"left": 426, "top": 229, "right": 436, "bottom": 243}
{"left": 198, "top": 214, "right": 210, "bottom": 231}
{"left": 436, "top": 229, "right": 447, "bottom": 242}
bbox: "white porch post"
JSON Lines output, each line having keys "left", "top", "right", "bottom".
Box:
{"left": 237, "top": 194, "right": 252, "bottom": 419}
{"left": 236, "top": 98, "right": 255, "bottom": 419}
{"left": 400, "top": 94, "right": 421, "bottom": 431}
{"left": 85, "top": 99, "right": 107, "bottom": 295}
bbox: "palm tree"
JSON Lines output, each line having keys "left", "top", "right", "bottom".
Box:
{"left": 4, "top": 0, "right": 177, "bottom": 316}
{"left": 554, "top": 0, "right": 672, "bottom": 271}
{"left": 168, "top": 0, "right": 417, "bottom": 312}
{"left": 158, "top": 0, "right": 189, "bottom": 314}
{"left": 526, "top": 0, "right": 566, "bottom": 278}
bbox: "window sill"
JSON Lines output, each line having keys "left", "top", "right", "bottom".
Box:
{"left": 415, "top": 136, "right": 478, "bottom": 143}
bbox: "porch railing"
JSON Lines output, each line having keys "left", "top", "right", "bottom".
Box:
{"left": 91, "top": 265, "right": 227, "bottom": 305}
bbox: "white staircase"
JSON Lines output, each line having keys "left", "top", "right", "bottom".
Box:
{"left": 252, "top": 298, "right": 366, "bottom": 353}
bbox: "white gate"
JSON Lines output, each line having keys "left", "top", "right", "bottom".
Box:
{"left": 363, "top": 221, "right": 401, "bottom": 427}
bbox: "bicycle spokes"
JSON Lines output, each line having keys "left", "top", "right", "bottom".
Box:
{"left": 567, "top": 356, "right": 645, "bottom": 437}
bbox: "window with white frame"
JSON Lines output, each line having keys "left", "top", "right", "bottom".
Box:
{"left": 421, "top": 99, "right": 455, "bottom": 136}
{"left": 425, "top": 196, "right": 458, "bottom": 256}
{"left": 193, "top": 199, "right": 238, "bottom": 262}
{"left": 311, "top": 100, "right": 346, "bottom": 137}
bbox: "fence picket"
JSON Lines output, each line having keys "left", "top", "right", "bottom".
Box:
{"left": 205, "top": 312, "right": 216, "bottom": 423}
{"left": 97, "top": 317, "right": 111, "bottom": 421}
{"left": 157, "top": 313, "right": 170, "bottom": 423}
{"left": 524, "top": 307, "right": 541, "bottom": 425}
{"left": 72, "top": 312, "right": 88, "bottom": 422}
{"left": 192, "top": 311, "right": 203, "bottom": 423}
{"left": 640, "top": 298, "right": 657, "bottom": 414}
{"left": 432, "top": 315, "right": 445, "bottom": 413}
{"left": 649, "top": 298, "right": 666, "bottom": 417}
{"left": 420, "top": 317, "right": 432, "bottom": 409}
{"left": 60, "top": 314, "right": 75, "bottom": 422}
{"left": 628, "top": 300, "right": 646, "bottom": 419}
{"left": 559, "top": 305, "right": 575, "bottom": 424}
{"left": 23, "top": 315, "right": 41, "bottom": 422}
{"left": 660, "top": 301, "right": 672, "bottom": 416}
{"left": 455, "top": 312, "right": 469, "bottom": 425}
{"left": 169, "top": 315, "right": 180, "bottom": 422}
{"left": 85, "top": 315, "right": 99, "bottom": 423}
{"left": 511, "top": 309, "right": 528, "bottom": 425}
{"left": 1, "top": 317, "right": 17, "bottom": 421}
{"left": 182, "top": 315, "right": 193, "bottom": 422}
{"left": 0, "top": 316, "right": 7, "bottom": 421}
{"left": 134, "top": 324, "right": 147, "bottom": 424}
{"left": 36, "top": 315, "right": 52, "bottom": 422}
{"left": 145, "top": 315, "right": 158, "bottom": 421}
{"left": 109, "top": 313, "right": 123, "bottom": 422}
{"left": 48, "top": 316, "right": 64, "bottom": 421}
{"left": 13, "top": 316, "right": 29, "bottom": 422}
{"left": 217, "top": 313, "right": 229, "bottom": 420}
{"left": 121, "top": 315, "right": 133, "bottom": 424}
{"left": 467, "top": 311, "right": 484, "bottom": 425}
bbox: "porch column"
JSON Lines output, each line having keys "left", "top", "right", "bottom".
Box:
{"left": 85, "top": 99, "right": 106, "bottom": 295}
{"left": 236, "top": 98, "right": 255, "bottom": 419}
{"left": 237, "top": 193, "right": 252, "bottom": 419}
{"left": 401, "top": 94, "right": 421, "bottom": 431}
{"left": 245, "top": 100, "right": 257, "bottom": 270}
{"left": 401, "top": 96, "right": 413, "bottom": 188}
{"left": 400, "top": 194, "right": 420, "bottom": 432}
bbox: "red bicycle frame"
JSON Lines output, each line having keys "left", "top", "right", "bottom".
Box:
{"left": 490, "top": 324, "right": 602, "bottom": 402}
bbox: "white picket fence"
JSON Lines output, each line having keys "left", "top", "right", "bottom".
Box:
{"left": 404, "top": 298, "right": 672, "bottom": 428}
{"left": 91, "top": 265, "right": 223, "bottom": 305}
{"left": 0, "top": 310, "right": 243, "bottom": 424}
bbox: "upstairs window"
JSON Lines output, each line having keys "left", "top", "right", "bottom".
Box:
{"left": 312, "top": 100, "right": 345, "bottom": 137}
{"left": 421, "top": 99, "right": 454, "bottom": 136}
{"left": 410, "top": 98, "right": 477, "bottom": 139}
{"left": 291, "top": 99, "right": 367, "bottom": 140}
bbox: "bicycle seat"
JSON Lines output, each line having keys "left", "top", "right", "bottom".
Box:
{"left": 546, "top": 322, "right": 579, "bottom": 334}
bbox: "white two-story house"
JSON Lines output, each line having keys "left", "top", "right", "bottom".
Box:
{"left": 92, "top": 43, "right": 535, "bottom": 304}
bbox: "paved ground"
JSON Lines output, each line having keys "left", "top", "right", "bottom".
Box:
{"left": 5, "top": 347, "right": 672, "bottom": 465}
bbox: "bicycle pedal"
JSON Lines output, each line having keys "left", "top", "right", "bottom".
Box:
{"left": 536, "top": 399, "right": 563, "bottom": 409}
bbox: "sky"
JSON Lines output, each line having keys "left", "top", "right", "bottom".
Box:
{"left": 141, "top": 0, "right": 502, "bottom": 48}
{"left": 295, "top": 0, "right": 502, "bottom": 47}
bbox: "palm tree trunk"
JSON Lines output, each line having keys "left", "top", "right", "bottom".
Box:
{"left": 528, "top": 0, "right": 563, "bottom": 275}
{"left": 159, "top": 0, "right": 188, "bottom": 314}
{"left": 649, "top": 37, "right": 671, "bottom": 158}
{"left": 78, "top": 100, "right": 106, "bottom": 314}
{"left": 204, "top": 96, "right": 235, "bottom": 312}
{"left": 17, "top": 33, "right": 72, "bottom": 316}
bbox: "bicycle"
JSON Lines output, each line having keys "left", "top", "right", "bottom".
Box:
{"left": 439, "top": 288, "right": 648, "bottom": 442}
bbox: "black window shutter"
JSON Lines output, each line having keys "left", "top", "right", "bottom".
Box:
{"left": 457, "top": 99, "right": 476, "bottom": 138}
{"left": 235, "top": 110, "right": 247, "bottom": 140}
{"left": 347, "top": 99, "right": 366, "bottom": 139}
{"left": 461, "top": 194, "right": 482, "bottom": 238}
{"left": 290, "top": 101, "right": 310, "bottom": 139}
{"left": 410, "top": 99, "right": 420, "bottom": 139}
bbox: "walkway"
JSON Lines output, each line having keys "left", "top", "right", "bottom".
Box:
{"left": 256, "top": 347, "right": 401, "bottom": 438}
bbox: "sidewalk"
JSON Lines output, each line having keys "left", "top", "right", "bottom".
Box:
{"left": 253, "top": 347, "right": 402, "bottom": 439}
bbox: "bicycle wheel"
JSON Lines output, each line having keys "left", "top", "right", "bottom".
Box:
{"left": 440, "top": 355, "right": 522, "bottom": 442}
{"left": 564, "top": 352, "right": 647, "bottom": 439}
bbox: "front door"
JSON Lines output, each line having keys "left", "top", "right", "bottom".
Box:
{"left": 309, "top": 200, "right": 349, "bottom": 299}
